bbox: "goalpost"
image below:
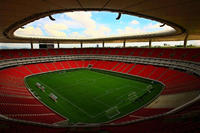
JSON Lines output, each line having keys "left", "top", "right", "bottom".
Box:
{"left": 146, "top": 85, "right": 153, "bottom": 93}
{"left": 127, "top": 92, "right": 138, "bottom": 102}
{"left": 105, "top": 106, "right": 120, "bottom": 119}
{"left": 35, "top": 82, "right": 45, "bottom": 92}
{"left": 49, "top": 93, "right": 58, "bottom": 102}
{"left": 88, "top": 64, "right": 93, "bottom": 69}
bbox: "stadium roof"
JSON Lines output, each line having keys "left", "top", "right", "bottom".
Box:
{"left": 1, "top": 0, "right": 200, "bottom": 44}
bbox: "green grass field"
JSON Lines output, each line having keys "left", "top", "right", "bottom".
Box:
{"left": 25, "top": 69, "right": 163, "bottom": 124}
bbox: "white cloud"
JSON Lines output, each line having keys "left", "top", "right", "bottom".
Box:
{"left": 116, "top": 22, "right": 175, "bottom": 36}
{"left": 84, "top": 25, "right": 111, "bottom": 38}
{"left": 117, "top": 26, "right": 145, "bottom": 36}
{"left": 68, "top": 32, "right": 86, "bottom": 38}
{"left": 162, "top": 25, "right": 174, "bottom": 31}
{"left": 64, "top": 20, "right": 83, "bottom": 29}
{"left": 14, "top": 26, "right": 43, "bottom": 37}
{"left": 65, "top": 12, "right": 96, "bottom": 30}
{"left": 130, "top": 20, "right": 139, "bottom": 25}
{"left": 144, "top": 23, "right": 174, "bottom": 32}
{"left": 44, "top": 23, "right": 68, "bottom": 38}
{"left": 65, "top": 11, "right": 111, "bottom": 38}
{"left": 144, "top": 23, "right": 160, "bottom": 30}
{"left": 188, "top": 40, "right": 200, "bottom": 46}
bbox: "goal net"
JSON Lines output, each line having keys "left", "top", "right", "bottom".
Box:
{"left": 128, "top": 92, "right": 138, "bottom": 102}
{"left": 146, "top": 85, "right": 153, "bottom": 93}
{"left": 105, "top": 106, "right": 120, "bottom": 119}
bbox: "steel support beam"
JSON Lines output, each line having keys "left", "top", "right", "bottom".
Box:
{"left": 31, "top": 42, "right": 33, "bottom": 49}
{"left": 184, "top": 33, "right": 189, "bottom": 48}
{"left": 149, "top": 39, "right": 152, "bottom": 48}
{"left": 57, "top": 42, "right": 60, "bottom": 48}
{"left": 80, "top": 42, "right": 83, "bottom": 48}
{"left": 123, "top": 40, "right": 126, "bottom": 48}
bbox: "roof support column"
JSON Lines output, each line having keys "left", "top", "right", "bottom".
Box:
{"left": 184, "top": 33, "right": 189, "bottom": 48}
{"left": 30, "top": 42, "right": 33, "bottom": 49}
{"left": 57, "top": 42, "right": 60, "bottom": 48}
{"left": 80, "top": 42, "right": 83, "bottom": 48}
{"left": 123, "top": 40, "right": 126, "bottom": 48}
{"left": 149, "top": 39, "right": 152, "bottom": 48}
{"left": 102, "top": 41, "right": 105, "bottom": 48}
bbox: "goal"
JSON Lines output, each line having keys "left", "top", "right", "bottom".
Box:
{"left": 146, "top": 85, "right": 153, "bottom": 93}
{"left": 49, "top": 93, "right": 58, "bottom": 102}
{"left": 88, "top": 64, "right": 93, "bottom": 69}
{"left": 128, "top": 92, "right": 138, "bottom": 102}
{"left": 105, "top": 106, "right": 120, "bottom": 119}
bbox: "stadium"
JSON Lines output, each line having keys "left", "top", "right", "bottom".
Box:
{"left": 0, "top": 0, "right": 200, "bottom": 132}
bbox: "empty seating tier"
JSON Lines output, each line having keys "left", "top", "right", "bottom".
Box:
{"left": 0, "top": 48, "right": 200, "bottom": 62}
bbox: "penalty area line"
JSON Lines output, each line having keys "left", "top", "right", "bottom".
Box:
{"left": 34, "top": 79, "right": 95, "bottom": 118}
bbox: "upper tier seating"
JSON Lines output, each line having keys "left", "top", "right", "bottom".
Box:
{"left": 0, "top": 48, "right": 200, "bottom": 62}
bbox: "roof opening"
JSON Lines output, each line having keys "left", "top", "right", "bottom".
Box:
{"left": 14, "top": 11, "right": 175, "bottom": 40}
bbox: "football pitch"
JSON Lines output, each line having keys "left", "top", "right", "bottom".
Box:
{"left": 25, "top": 69, "right": 163, "bottom": 124}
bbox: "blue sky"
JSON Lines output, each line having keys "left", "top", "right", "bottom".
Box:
{"left": 14, "top": 11, "right": 174, "bottom": 39}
